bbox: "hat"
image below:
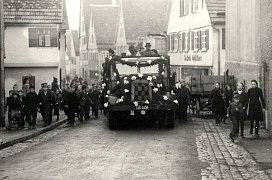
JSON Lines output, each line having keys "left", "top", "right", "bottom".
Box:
{"left": 233, "top": 94, "right": 239, "bottom": 100}
{"left": 145, "top": 43, "right": 151, "bottom": 47}
{"left": 108, "top": 48, "right": 114, "bottom": 54}
{"left": 29, "top": 85, "right": 35, "bottom": 89}
{"left": 41, "top": 83, "right": 47, "bottom": 87}
{"left": 18, "top": 90, "right": 23, "bottom": 93}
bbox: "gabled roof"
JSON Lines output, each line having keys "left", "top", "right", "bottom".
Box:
{"left": 206, "top": 0, "right": 225, "bottom": 24}
{"left": 122, "top": 0, "right": 171, "bottom": 42}
{"left": 81, "top": 0, "right": 171, "bottom": 45}
{"left": 71, "top": 30, "right": 80, "bottom": 56}
{"left": 3, "top": 0, "right": 68, "bottom": 26}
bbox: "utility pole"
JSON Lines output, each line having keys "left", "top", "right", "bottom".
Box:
{"left": 0, "top": 0, "right": 5, "bottom": 127}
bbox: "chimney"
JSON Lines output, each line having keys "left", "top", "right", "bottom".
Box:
{"left": 112, "top": 0, "right": 116, "bottom": 5}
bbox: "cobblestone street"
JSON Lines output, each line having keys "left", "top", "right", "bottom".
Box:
{"left": 0, "top": 116, "right": 271, "bottom": 180}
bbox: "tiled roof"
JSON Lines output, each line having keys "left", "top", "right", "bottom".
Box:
{"left": 82, "top": 0, "right": 171, "bottom": 45}
{"left": 206, "top": 0, "right": 225, "bottom": 24}
{"left": 122, "top": 0, "right": 171, "bottom": 42}
{"left": 3, "top": 0, "right": 65, "bottom": 24}
{"left": 71, "top": 30, "right": 80, "bottom": 56}
{"left": 91, "top": 5, "right": 120, "bottom": 49}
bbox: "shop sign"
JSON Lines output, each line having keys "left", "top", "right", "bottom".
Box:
{"left": 184, "top": 55, "right": 202, "bottom": 61}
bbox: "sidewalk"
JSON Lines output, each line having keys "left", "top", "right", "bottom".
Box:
{"left": 0, "top": 112, "right": 67, "bottom": 150}
{"left": 215, "top": 118, "right": 272, "bottom": 178}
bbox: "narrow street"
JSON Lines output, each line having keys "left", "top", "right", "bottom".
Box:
{"left": 0, "top": 116, "right": 270, "bottom": 180}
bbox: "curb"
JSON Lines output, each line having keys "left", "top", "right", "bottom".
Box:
{"left": 0, "top": 118, "right": 67, "bottom": 150}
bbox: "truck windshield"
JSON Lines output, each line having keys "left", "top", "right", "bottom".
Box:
{"left": 116, "top": 63, "right": 160, "bottom": 75}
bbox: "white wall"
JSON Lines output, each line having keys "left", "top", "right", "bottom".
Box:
{"left": 5, "top": 26, "right": 59, "bottom": 66}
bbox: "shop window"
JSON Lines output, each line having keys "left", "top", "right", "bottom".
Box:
{"left": 29, "top": 28, "right": 58, "bottom": 47}
{"left": 222, "top": 28, "right": 225, "bottom": 49}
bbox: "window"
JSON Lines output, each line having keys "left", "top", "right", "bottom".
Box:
{"left": 184, "top": 0, "right": 189, "bottom": 15}
{"left": 222, "top": 28, "right": 225, "bottom": 49}
{"left": 180, "top": 0, "right": 184, "bottom": 17}
{"left": 192, "top": 0, "right": 198, "bottom": 13}
{"left": 201, "top": 30, "right": 206, "bottom": 51}
{"left": 194, "top": 31, "right": 198, "bottom": 51}
{"left": 185, "top": 32, "right": 190, "bottom": 51}
{"left": 171, "top": 34, "right": 175, "bottom": 51}
{"left": 29, "top": 28, "right": 58, "bottom": 47}
{"left": 191, "top": 31, "right": 194, "bottom": 50}
{"left": 155, "top": 38, "right": 167, "bottom": 55}
{"left": 182, "top": 32, "right": 185, "bottom": 51}
{"left": 178, "top": 32, "right": 182, "bottom": 51}
{"left": 174, "top": 33, "right": 179, "bottom": 51}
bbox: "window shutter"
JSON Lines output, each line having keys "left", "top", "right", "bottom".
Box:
{"left": 205, "top": 29, "right": 209, "bottom": 50}
{"left": 171, "top": 34, "right": 175, "bottom": 51}
{"left": 182, "top": 32, "right": 185, "bottom": 51}
{"left": 51, "top": 28, "right": 58, "bottom": 47}
{"left": 191, "top": 31, "right": 194, "bottom": 50}
{"left": 180, "top": 0, "right": 184, "bottom": 16}
{"left": 29, "top": 28, "right": 38, "bottom": 47}
{"left": 167, "top": 35, "right": 170, "bottom": 52}
{"left": 198, "top": 30, "right": 201, "bottom": 50}
{"left": 177, "top": 33, "right": 181, "bottom": 50}
{"left": 187, "top": 32, "right": 190, "bottom": 51}
{"left": 191, "top": 0, "right": 194, "bottom": 13}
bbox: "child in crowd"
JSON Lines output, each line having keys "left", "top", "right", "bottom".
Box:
{"left": 229, "top": 94, "right": 243, "bottom": 142}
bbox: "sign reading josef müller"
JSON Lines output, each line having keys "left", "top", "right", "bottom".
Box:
{"left": 184, "top": 55, "right": 202, "bottom": 61}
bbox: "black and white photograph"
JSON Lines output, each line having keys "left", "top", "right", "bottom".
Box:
{"left": 0, "top": 0, "right": 272, "bottom": 179}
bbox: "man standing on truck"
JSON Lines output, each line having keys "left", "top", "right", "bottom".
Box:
{"left": 174, "top": 79, "right": 190, "bottom": 122}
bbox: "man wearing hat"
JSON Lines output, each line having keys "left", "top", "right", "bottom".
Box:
{"left": 25, "top": 86, "right": 39, "bottom": 129}
{"left": 173, "top": 79, "right": 190, "bottom": 122}
{"left": 38, "top": 83, "right": 54, "bottom": 127}
{"left": 143, "top": 43, "right": 152, "bottom": 57}
{"left": 18, "top": 90, "right": 26, "bottom": 128}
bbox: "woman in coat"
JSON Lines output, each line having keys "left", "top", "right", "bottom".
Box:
{"left": 247, "top": 80, "right": 265, "bottom": 137}
{"left": 208, "top": 82, "right": 225, "bottom": 126}
{"left": 232, "top": 82, "right": 248, "bottom": 138}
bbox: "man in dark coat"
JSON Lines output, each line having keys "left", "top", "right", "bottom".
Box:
{"left": 247, "top": 80, "right": 265, "bottom": 137}
{"left": 89, "top": 85, "right": 100, "bottom": 118}
{"left": 62, "top": 83, "right": 70, "bottom": 116}
{"left": 18, "top": 90, "right": 26, "bottom": 128}
{"left": 208, "top": 82, "right": 225, "bottom": 126}
{"left": 25, "top": 86, "right": 39, "bottom": 129}
{"left": 77, "top": 85, "right": 91, "bottom": 122}
{"left": 47, "top": 84, "right": 56, "bottom": 124}
{"left": 6, "top": 90, "right": 13, "bottom": 125}
{"left": 38, "top": 83, "right": 54, "bottom": 127}
{"left": 173, "top": 80, "right": 190, "bottom": 122}
{"left": 66, "top": 85, "right": 78, "bottom": 125}
{"left": 6, "top": 92, "right": 22, "bottom": 130}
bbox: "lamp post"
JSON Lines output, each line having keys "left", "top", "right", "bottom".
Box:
{"left": 0, "top": 0, "right": 5, "bottom": 126}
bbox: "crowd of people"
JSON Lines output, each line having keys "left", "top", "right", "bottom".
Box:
{"left": 5, "top": 78, "right": 103, "bottom": 130}
{"left": 207, "top": 80, "right": 265, "bottom": 142}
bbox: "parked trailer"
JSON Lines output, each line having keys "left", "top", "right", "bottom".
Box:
{"left": 185, "top": 75, "right": 236, "bottom": 114}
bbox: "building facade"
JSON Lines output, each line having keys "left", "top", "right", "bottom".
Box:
{"left": 167, "top": 0, "right": 225, "bottom": 81}
{"left": 226, "top": 0, "right": 272, "bottom": 130}
{"left": 3, "top": 0, "right": 68, "bottom": 94}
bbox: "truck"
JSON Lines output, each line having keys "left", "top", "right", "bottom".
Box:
{"left": 102, "top": 55, "right": 178, "bottom": 130}
{"left": 185, "top": 74, "right": 236, "bottom": 115}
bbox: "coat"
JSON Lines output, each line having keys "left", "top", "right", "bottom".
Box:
{"left": 38, "top": 91, "right": 54, "bottom": 111}
{"left": 173, "top": 86, "right": 190, "bottom": 105}
{"left": 247, "top": 87, "right": 265, "bottom": 121}
{"left": 7, "top": 97, "right": 22, "bottom": 111}
{"left": 208, "top": 88, "right": 225, "bottom": 116}
{"left": 25, "top": 92, "right": 39, "bottom": 109}
{"left": 232, "top": 90, "right": 248, "bottom": 121}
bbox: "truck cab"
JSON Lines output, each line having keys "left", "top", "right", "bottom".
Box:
{"left": 102, "top": 55, "right": 178, "bottom": 129}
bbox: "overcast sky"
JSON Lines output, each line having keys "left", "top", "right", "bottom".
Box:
{"left": 66, "top": 0, "right": 80, "bottom": 30}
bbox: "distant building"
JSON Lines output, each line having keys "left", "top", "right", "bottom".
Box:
{"left": 80, "top": 0, "right": 171, "bottom": 85}
{"left": 226, "top": 0, "right": 272, "bottom": 130}
{"left": 167, "top": 0, "right": 225, "bottom": 81}
{"left": 66, "top": 30, "right": 80, "bottom": 81}
{"left": 140, "top": 34, "right": 168, "bottom": 56}
{"left": 3, "top": 0, "right": 69, "bottom": 93}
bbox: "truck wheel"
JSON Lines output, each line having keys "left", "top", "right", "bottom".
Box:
{"left": 108, "top": 112, "right": 117, "bottom": 130}
{"left": 166, "top": 111, "right": 175, "bottom": 129}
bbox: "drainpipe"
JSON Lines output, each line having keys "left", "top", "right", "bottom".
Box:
{"left": 213, "top": 26, "right": 221, "bottom": 75}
